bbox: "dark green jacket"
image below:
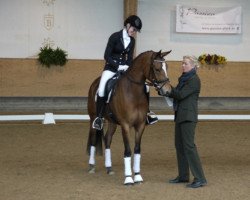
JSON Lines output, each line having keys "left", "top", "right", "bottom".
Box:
{"left": 169, "top": 74, "right": 200, "bottom": 123}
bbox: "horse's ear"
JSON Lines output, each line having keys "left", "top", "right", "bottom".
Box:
{"left": 156, "top": 50, "right": 162, "bottom": 56}
{"left": 161, "top": 50, "right": 172, "bottom": 58}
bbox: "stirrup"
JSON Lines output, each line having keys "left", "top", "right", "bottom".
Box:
{"left": 146, "top": 111, "right": 158, "bottom": 125}
{"left": 92, "top": 117, "right": 104, "bottom": 130}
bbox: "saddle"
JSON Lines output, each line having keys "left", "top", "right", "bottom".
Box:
{"left": 104, "top": 71, "right": 124, "bottom": 103}
{"left": 93, "top": 71, "right": 124, "bottom": 124}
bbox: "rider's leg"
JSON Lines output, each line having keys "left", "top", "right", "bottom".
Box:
{"left": 145, "top": 84, "right": 158, "bottom": 125}
{"left": 92, "top": 70, "right": 115, "bottom": 130}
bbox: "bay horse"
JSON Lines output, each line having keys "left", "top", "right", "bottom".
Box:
{"left": 87, "top": 50, "right": 172, "bottom": 185}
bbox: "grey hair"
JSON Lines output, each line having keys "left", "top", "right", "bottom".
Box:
{"left": 183, "top": 55, "right": 200, "bottom": 69}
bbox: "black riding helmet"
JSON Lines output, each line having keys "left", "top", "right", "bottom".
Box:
{"left": 124, "top": 15, "right": 142, "bottom": 32}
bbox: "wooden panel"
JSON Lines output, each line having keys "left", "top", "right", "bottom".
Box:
{"left": 124, "top": 0, "right": 138, "bottom": 19}
{"left": 0, "top": 59, "right": 249, "bottom": 97}
{"left": 162, "top": 61, "right": 250, "bottom": 97}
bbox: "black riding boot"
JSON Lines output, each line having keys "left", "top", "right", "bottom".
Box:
{"left": 146, "top": 92, "right": 158, "bottom": 125}
{"left": 92, "top": 95, "right": 106, "bottom": 130}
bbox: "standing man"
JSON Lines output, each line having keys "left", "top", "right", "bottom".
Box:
{"left": 162, "top": 55, "right": 207, "bottom": 188}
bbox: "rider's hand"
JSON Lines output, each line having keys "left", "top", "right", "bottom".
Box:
{"left": 118, "top": 65, "right": 129, "bottom": 71}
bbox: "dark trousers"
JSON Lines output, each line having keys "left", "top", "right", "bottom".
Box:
{"left": 175, "top": 121, "right": 206, "bottom": 181}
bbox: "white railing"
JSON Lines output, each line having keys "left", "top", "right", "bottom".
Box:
{"left": 0, "top": 113, "right": 250, "bottom": 124}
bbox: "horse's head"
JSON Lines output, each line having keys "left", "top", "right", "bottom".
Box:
{"left": 148, "top": 50, "right": 172, "bottom": 94}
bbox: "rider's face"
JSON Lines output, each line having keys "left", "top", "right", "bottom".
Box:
{"left": 126, "top": 24, "right": 138, "bottom": 37}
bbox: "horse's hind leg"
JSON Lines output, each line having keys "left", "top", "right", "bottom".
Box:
{"left": 87, "top": 119, "right": 103, "bottom": 174}
{"left": 104, "top": 122, "right": 117, "bottom": 175}
{"left": 88, "top": 146, "right": 96, "bottom": 173}
{"left": 87, "top": 77, "right": 103, "bottom": 173}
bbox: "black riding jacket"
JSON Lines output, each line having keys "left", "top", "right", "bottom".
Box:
{"left": 104, "top": 30, "right": 135, "bottom": 72}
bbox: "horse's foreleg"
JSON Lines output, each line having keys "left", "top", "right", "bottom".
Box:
{"left": 124, "top": 157, "right": 134, "bottom": 185}
{"left": 133, "top": 154, "right": 143, "bottom": 183}
{"left": 121, "top": 126, "right": 134, "bottom": 185}
{"left": 133, "top": 124, "right": 145, "bottom": 184}
{"left": 104, "top": 123, "right": 117, "bottom": 175}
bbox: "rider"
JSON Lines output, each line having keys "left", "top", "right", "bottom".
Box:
{"left": 92, "top": 15, "right": 158, "bottom": 130}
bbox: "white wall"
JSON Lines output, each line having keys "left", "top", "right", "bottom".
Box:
{"left": 0, "top": 0, "right": 249, "bottom": 61}
{"left": 137, "top": 0, "right": 250, "bottom": 61}
{"left": 0, "top": 0, "right": 123, "bottom": 59}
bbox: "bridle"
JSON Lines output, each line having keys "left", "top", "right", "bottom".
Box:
{"left": 125, "top": 56, "right": 170, "bottom": 90}
{"left": 147, "top": 59, "right": 170, "bottom": 91}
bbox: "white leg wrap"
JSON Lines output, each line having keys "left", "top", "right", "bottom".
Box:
{"left": 105, "top": 148, "right": 112, "bottom": 167}
{"left": 133, "top": 154, "right": 141, "bottom": 173}
{"left": 124, "top": 157, "right": 132, "bottom": 176}
{"left": 134, "top": 174, "right": 143, "bottom": 183}
{"left": 124, "top": 176, "right": 134, "bottom": 185}
{"left": 89, "top": 146, "right": 96, "bottom": 165}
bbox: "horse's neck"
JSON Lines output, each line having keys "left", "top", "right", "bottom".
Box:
{"left": 127, "top": 58, "right": 148, "bottom": 84}
{"left": 127, "top": 68, "right": 145, "bottom": 84}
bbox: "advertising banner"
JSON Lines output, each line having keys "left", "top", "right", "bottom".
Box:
{"left": 176, "top": 5, "right": 241, "bottom": 34}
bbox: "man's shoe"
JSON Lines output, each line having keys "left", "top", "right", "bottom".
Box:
{"left": 92, "top": 117, "right": 104, "bottom": 130}
{"left": 146, "top": 111, "right": 158, "bottom": 125}
{"left": 169, "top": 177, "right": 189, "bottom": 184}
{"left": 186, "top": 180, "right": 207, "bottom": 188}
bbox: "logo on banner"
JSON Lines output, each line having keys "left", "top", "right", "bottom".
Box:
{"left": 42, "top": 0, "right": 56, "bottom": 6}
{"left": 44, "top": 14, "right": 54, "bottom": 30}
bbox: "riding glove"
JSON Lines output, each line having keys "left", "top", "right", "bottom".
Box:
{"left": 118, "top": 65, "right": 129, "bottom": 71}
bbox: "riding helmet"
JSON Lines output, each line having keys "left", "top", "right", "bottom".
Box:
{"left": 124, "top": 15, "right": 142, "bottom": 31}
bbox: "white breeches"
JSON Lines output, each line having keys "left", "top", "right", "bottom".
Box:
{"left": 98, "top": 70, "right": 116, "bottom": 97}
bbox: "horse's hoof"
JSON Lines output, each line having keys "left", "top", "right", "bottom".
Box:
{"left": 107, "top": 170, "right": 115, "bottom": 175}
{"left": 106, "top": 167, "right": 115, "bottom": 175}
{"left": 88, "top": 165, "right": 95, "bottom": 174}
{"left": 124, "top": 176, "right": 134, "bottom": 186}
{"left": 134, "top": 174, "right": 143, "bottom": 184}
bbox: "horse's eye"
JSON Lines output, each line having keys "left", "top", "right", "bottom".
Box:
{"left": 155, "top": 67, "right": 161, "bottom": 72}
